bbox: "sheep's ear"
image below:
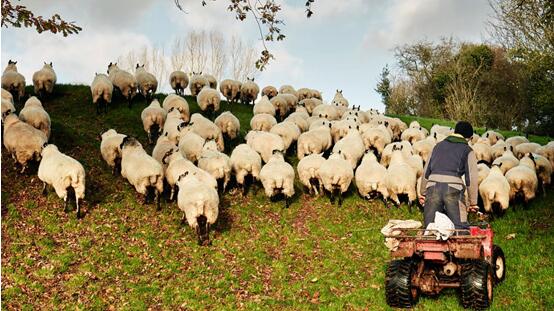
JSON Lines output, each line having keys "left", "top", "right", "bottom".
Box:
{"left": 13, "top": 61, "right": 17, "bottom": 64}
{"left": 164, "top": 132, "right": 168, "bottom": 137}
{"left": 384, "top": 121, "right": 389, "bottom": 127}
{"left": 42, "top": 142, "right": 48, "bottom": 148}
{"left": 356, "top": 125, "right": 359, "bottom": 130}
{"left": 50, "top": 62, "right": 53, "bottom": 67}
{"left": 400, "top": 145, "right": 404, "bottom": 150}
{"left": 434, "top": 132, "right": 437, "bottom": 139}
{"left": 199, "top": 71, "right": 203, "bottom": 75}
{"left": 44, "top": 61, "right": 47, "bottom": 65}
{"left": 109, "top": 62, "right": 112, "bottom": 66}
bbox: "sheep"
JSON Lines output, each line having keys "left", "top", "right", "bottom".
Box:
{"left": 197, "top": 86, "right": 221, "bottom": 119}
{"left": 330, "top": 90, "right": 349, "bottom": 109}
{"left": 18, "top": 96, "right": 51, "bottom": 139}
{"left": 240, "top": 77, "right": 260, "bottom": 105}
{"left": 246, "top": 130, "right": 285, "bottom": 163}
{"left": 296, "top": 88, "right": 313, "bottom": 101}
{"left": 141, "top": 99, "right": 166, "bottom": 144}
{"left": 153, "top": 134, "right": 178, "bottom": 170}
{"left": 32, "top": 62, "right": 57, "bottom": 98}
{"left": 401, "top": 127, "right": 426, "bottom": 144}
{"left": 492, "top": 149, "right": 520, "bottom": 174}
{"left": 299, "top": 98, "right": 322, "bottom": 115}
{"left": 189, "top": 72, "right": 208, "bottom": 96}
{"left": 384, "top": 145, "right": 418, "bottom": 207}
{"left": 294, "top": 107, "right": 310, "bottom": 119}
{"left": 280, "top": 93, "right": 299, "bottom": 112}
{"left": 187, "top": 113, "right": 225, "bottom": 151}
{"left": 479, "top": 165, "right": 510, "bottom": 215}
{"left": 360, "top": 124, "right": 392, "bottom": 157}
{"left": 355, "top": 151, "right": 388, "bottom": 200}
{"left": 203, "top": 74, "right": 217, "bottom": 89}
{"left": 100, "top": 129, "right": 127, "bottom": 175}
{"left": 308, "top": 118, "right": 332, "bottom": 131}
{"left": 259, "top": 150, "right": 295, "bottom": 208}
{"left": 297, "top": 124, "right": 333, "bottom": 160}
{"left": 331, "top": 119, "right": 358, "bottom": 143}
{"left": 412, "top": 136, "right": 436, "bottom": 164}
{"left": 536, "top": 144, "right": 554, "bottom": 169}
{"left": 491, "top": 140, "right": 508, "bottom": 159}
{"left": 250, "top": 113, "right": 277, "bottom": 132}
{"left": 297, "top": 153, "right": 326, "bottom": 195}
{"left": 469, "top": 133, "right": 480, "bottom": 145}
{"left": 310, "top": 89, "right": 323, "bottom": 100}
{"left": 477, "top": 163, "right": 491, "bottom": 186}
{"left": 198, "top": 140, "right": 232, "bottom": 193}
{"left": 514, "top": 142, "right": 541, "bottom": 159}
{"left": 230, "top": 143, "right": 262, "bottom": 196}
{"left": 120, "top": 137, "right": 164, "bottom": 209}
{"left": 285, "top": 112, "right": 309, "bottom": 132}
{"left": 178, "top": 131, "right": 205, "bottom": 163}
{"left": 90, "top": 73, "right": 113, "bottom": 114}
{"left": 169, "top": 70, "right": 189, "bottom": 95}
{"left": 343, "top": 107, "right": 369, "bottom": 124}
{"left": 176, "top": 171, "right": 219, "bottom": 246}
{"left": 162, "top": 110, "right": 188, "bottom": 144}
{"left": 253, "top": 95, "right": 276, "bottom": 116}
{"left": 430, "top": 124, "right": 453, "bottom": 138}
{"left": 332, "top": 128, "right": 365, "bottom": 169}
{"left": 319, "top": 151, "right": 354, "bottom": 206}
{"left": 380, "top": 141, "right": 414, "bottom": 168}
{"left": 38, "top": 144, "right": 86, "bottom": 218}
{"left": 3, "top": 114, "right": 47, "bottom": 173}
{"left": 531, "top": 153, "right": 552, "bottom": 194}
{"left": 162, "top": 94, "right": 190, "bottom": 123}
{"left": 505, "top": 154, "right": 538, "bottom": 204}
{"left": 472, "top": 139, "right": 493, "bottom": 165}
{"left": 505, "top": 136, "right": 529, "bottom": 149}
{"left": 312, "top": 104, "right": 340, "bottom": 121}
{"left": 219, "top": 79, "right": 241, "bottom": 104}
{"left": 279, "top": 85, "right": 297, "bottom": 97}
{"left": 164, "top": 148, "right": 217, "bottom": 198}
{"left": 270, "top": 121, "right": 301, "bottom": 152}
{"left": 1, "top": 89, "right": 15, "bottom": 121}
{"left": 385, "top": 117, "right": 408, "bottom": 141}
{"left": 107, "top": 62, "right": 137, "bottom": 107}
{"left": 261, "top": 85, "right": 278, "bottom": 99}
{"left": 483, "top": 130, "right": 505, "bottom": 145}
{"left": 270, "top": 95, "right": 290, "bottom": 121}
{"left": 135, "top": 64, "right": 158, "bottom": 100}
{"left": 214, "top": 111, "right": 240, "bottom": 141}
{"left": 1, "top": 88, "right": 13, "bottom": 105}
{"left": 1, "top": 60, "right": 25, "bottom": 102}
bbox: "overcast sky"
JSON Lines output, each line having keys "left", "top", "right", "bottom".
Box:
{"left": 1, "top": 0, "right": 493, "bottom": 111}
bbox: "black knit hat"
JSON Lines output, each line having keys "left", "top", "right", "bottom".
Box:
{"left": 454, "top": 121, "right": 473, "bottom": 138}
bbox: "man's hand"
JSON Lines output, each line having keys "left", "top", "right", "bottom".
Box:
{"left": 468, "top": 205, "right": 479, "bottom": 213}
{"left": 418, "top": 196, "right": 425, "bottom": 205}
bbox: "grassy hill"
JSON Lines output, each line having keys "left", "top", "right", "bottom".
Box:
{"left": 2, "top": 85, "right": 553, "bottom": 310}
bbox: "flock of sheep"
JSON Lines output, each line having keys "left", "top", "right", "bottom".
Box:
{"left": 2, "top": 60, "right": 554, "bottom": 246}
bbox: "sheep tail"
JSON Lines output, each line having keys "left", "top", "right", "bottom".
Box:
{"left": 488, "top": 190, "right": 496, "bottom": 202}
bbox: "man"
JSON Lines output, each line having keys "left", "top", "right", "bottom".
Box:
{"left": 419, "top": 121, "right": 479, "bottom": 230}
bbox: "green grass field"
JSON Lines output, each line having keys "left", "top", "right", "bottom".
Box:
{"left": 2, "top": 85, "right": 553, "bottom": 310}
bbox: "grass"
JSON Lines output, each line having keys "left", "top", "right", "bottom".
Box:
{"left": 1, "top": 84, "right": 553, "bottom": 310}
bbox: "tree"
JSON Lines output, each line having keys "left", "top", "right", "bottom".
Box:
{"left": 1, "top": 0, "right": 81, "bottom": 36}
{"left": 375, "top": 65, "right": 391, "bottom": 108}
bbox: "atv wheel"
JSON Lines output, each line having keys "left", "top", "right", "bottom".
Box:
{"left": 385, "top": 259, "right": 418, "bottom": 308}
{"left": 460, "top": 260, "right": 493, "bottom": 310}
{"left": 492, "top": 245, "right": 506, "bottom": 284}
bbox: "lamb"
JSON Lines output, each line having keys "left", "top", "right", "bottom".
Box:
{"left": 332, "top": 128, "right": 365, "bottom": 169}
{"left": 100, "top": 129, "right": 127, "bottom": 175}
{"left": 189, "top": 72, "right": 208, "bottom": 96}
{"left": 412, "top": 136, "right": 436, "bottom": 164}
{"left": 297, "top": 153, "right": 325, "bottom": 195}
{"left": 483, "top": 130, "right": 505, "bottom": 145}
{"left": 270, "top": 95, "right": 290, "bottom": 120}
{"left": 531, "top": 153, "right": 552, "bottom": 194}
{"left": 198, "top": 140, "right": 232, "bottom": 193}
{"left": 270, "top": 121, "right": 301, "bottom": 151}
{"left": 246, "top": 130, "right": 285, "bottom": 163}
{"left": 214, "top": 111, "right": 240, "bottom": 141}
{"left": 279, "top": 85, "right": 297, "bottom": 97}
{"left": 250, "top": 113, "right": 277, "bottom": 132}
{"left": 162, "top": 94, "right": 190, "bottom": 123}
{"left": 32, "top": 62, "right": 57, "bottom": 98}
{"left": 477, "top": 163, "right": 491, "bottom": 186}
{"left": 219, "top": 79, "right": 241, "bottom": 104}
{"left": 505, "top": 136, "right": 529, "bottom": 149}
{"left": 505, "top": 154, "right": 538, "bottom": 204}
{"left": 3, "top": 114, "right": 47, "bottom": 173}
{"left": 230, "top": 143, "right": 262, "bottom": 195}
{"left": 240, "top": 77, "right": 260, "bottom": 105}
{"left": 141, "top": 99, "right": 166, "bottom": 143}
{"left": 492, "top": 149, "right": 519, "bottom": 174}
{"left": 261, "top": 85, "right": 278, "bottom": 99}
{"left": 197, "top": 86, "right": 221, "bottom": 118}
{"left": 312, "top": 104, "right": 340, "bottom": 121}
{"left": 360, "top": 124, "right": 392, "bottom": 157}
{"left": 319, "top": 151, "right": 354, "bottom": 206}
{"left": 178, "top": 131, "right": 205, "bottom": 163}
{"left": 401, "top": 127, "right": 426, "bottom": 144}
{"left": 135, "top": 64, "right": 158, "bottom": 100}
{"left": 472, "top": 139, "right": 493, "bottom": 165}
{"left": 331, "top": 119, "right": 358, "bottom": 143}
{"left": 107, "top": 62, "right": 137, "bottom": 107}
{"left": 514, "top": 142, "right": 541, "bottom": 159}
{"left": 203, "top": 74, "right": 217, "bottom": 89}
{"left": 176, "top": 171, "right": 219, "bottom": 246}
{"left": 478, "top": 165, "right": 510, "bottom": 214}
{"left": 169, "top": 70, "right": 188, "bottom": 95}
{"left": 253, "top": 95, "right": 276, "bottom": 116}
{"left": 18, "top": 96, "right": 51, "bottom": 139}
{"left": 153, "top": 134, "right": 178, "bottom": 170}
{"left": 259, "top": 150, "right": 295, "bottom": 208}
{"left": 355, "top": 151, "right": 388, "bottom": 200}
{"left": 186, "top": 113, "right": 225, "bottom": 151}
{"left": 1, "top": 60, "right": 25, "bottom": 102}
{"left": 297, "top": 124, "right": 333, "bottom": 160}
{"left": 384, "top": 145, "right": 418, "bottom": 207}
{"left": 299, "top": 98, "right": 322, "bottom": 115}
{"left": 120, "top": 137, "right": 164, "bottom": 209}
{"left": 38, "top": 144, "right": 86, "bottom": 218}
{"left": 90, "top": 73, "right": 113, "bottom": 114}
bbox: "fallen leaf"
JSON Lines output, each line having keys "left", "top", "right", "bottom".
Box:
{"left": 310, "top": 277, "right": 318, "bottom": 283}
{"left": 506, "top": 233, "right": 516, "bottom": 240}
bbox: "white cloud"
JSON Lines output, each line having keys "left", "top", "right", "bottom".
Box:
{"left": 257, "top": 43, "right": 305, "bottom": 87}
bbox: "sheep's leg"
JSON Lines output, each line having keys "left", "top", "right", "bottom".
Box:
{"left": 285, "top": 196, "right": 291, "bottom": 209}
{"left": 329, "top": 189, "right": 335, "bottom": 204}
{"left": 156, "top": 190, "right": 161, "bottom": 211}
{"left": 181, "top": 213, "right": 187, "bottom": 226}
{"left": 338, "top": 192, "right": 343, "bottom": 207}
{"left": 20, "top": 163, "right": 27, "bottom": 174}
{"left": 96, "top": 102, "right": 100, "bottom": 115}
{"left": 170, "top": 186, "right": 175, "bottom": 201}
{"left": 76, "top": 194, "right": 82, "bottom": 219}
{"left": 63, "top": 194, "right": 69, "bottom": 213}
{"left": 42, "top": 182, "right": 48, "bottom": 196}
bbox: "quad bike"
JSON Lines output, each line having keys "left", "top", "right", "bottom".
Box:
{"left": 384, "top": 223, "right": 506, "bottom": 309}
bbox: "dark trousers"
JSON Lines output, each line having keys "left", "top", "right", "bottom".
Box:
{"left": 424, "top": 182, "right": 469, "bottom": 229}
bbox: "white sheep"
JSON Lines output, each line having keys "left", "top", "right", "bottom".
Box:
{"left": 230, "top": 143, "right": 262, "bottom": 196}
{"left": 332, "top": 128, "right": 365, "bottom": 169}
{"left": 178, "top": 131, "right": 205, "bottom": 163}
{"left": 319, "top": 151, "right": 354, "bottom": 206}
{"left": 38, "top": 144, "right": 86, "bottom": 218}
{"left": 308, "top": 118, "right": 332, "bottom": 131}
{"left": 297, "top": 124, "right": 332, "bottom": 160}
{"left": 280, "top": 93, "right": 299, "bottom": 112}
{"left": 90, "top": 73, "right": 113, "bottom": 114}
{"left": 270, "top": 121, "right": 301, "bottom": 151}
{"left": 32, "top": 62, "right": 57, "bottom": 98}
{"left": 491, "top": 140, "right": 508, "bottom": 159}
{"left": 162, "top": 94, "right": 190, "bottom": 123}
{"left": 250, "top": 113, "right": 277, "bottom": 132}
{"left": 531, "top": 153, "right": 552, "bottom": 194}
{"left": 176, "top": 171, "right": 219, "bottom": 246}
{"left": 299, "top": 98, "right": 322, "bottom": 115}
{"left": 472, "top": 139, "right": 493, "bottom": 165}
{"left": 153, "top": 134, "right": 178, "bottom": 170}
{"left": 189, "top": 72, "right": 208, "bottom": 96}
{"left": 355, "top": 151, "right": 388, "bottom": 200}
{"left": 505, "top": 136, "right": 529, "bottom": 149}
{"left": 412, "top": 136, "right": 436, "bottom": 164}
{"left": 385, "top": 117, "right": 408, "bottom": 141}
{"left": 479, "top": 165, "right": 510, "bottom": 214}
{"left": 253, "top": 95, "right": 276, "bottom": 116}
{"left": 492, "top": 149, "right": 520, "bottom": 174}
{"left": 330, "top": 89, "right": 349, "bottom": 110}
{"left": 1, "top": 60, "right": 25, "bottom": 102}
{"left": 203, "top": 74, "right": 217, "bottom": 89}
{"left": 120, "top": 137, "right": 164, "bottom": 209}
{"left": 514, "top": 142, "right": 541, "bottom": 159}
{"left": 505, "top": 155, "right": 538, "bottom": 204}
{"left": 297, "top": 153, "right": 326, "bottom": 195}
{"left": 270, "top": 94, "right": 290, "bottom": 120}
{"left": 477, "top": 163, "right": 491, "bottom": 186}
{"left": 401, "top": 127, "right": 426, "bottom": 144}
{"left": 430, "top": 124, "right": 453, "bottom": 138}
{"left": 197, "top": 86, "right": 221, "bottom": 118}
{"left": 240, "top": 78, "right": 260, "bottom": 105}
{"left": 246, "top": 130, "right": 285, "bottom": 163}
{"left": 187, "top": 113, "right": 225, "bottom": 151}
{"left": 164, "top": 149, "right": 217, "bottom": 199}
{"left": 169, "top": 70, "right": 188, "bottom": 95}
{"left": 284, "top": 112, "right": 309, "bottom": 132}
{"left": 384, "top": 145, "right": 417, "bottom": 207}
{"left": 141, "top": 99, "right": 167, "bottom": 143}
{"left": 214, "top": 111, "right": 240, "bottom": 141}
{"left": 198, "top": 140, "right": 232, "bottom": 193}
{"left": 3, "top": 114, "right": 47, "bottom": 173}
{"left": 135, "top": 64, "right": 158, "bottom": 100}
{"left": 261, "top": 85, "right": 278, "bottom": 99}
{"left": 279, "top": 85, "right": 298, "bottom": 97}
{"left": 312, "top": 104, "right": 340, "bottom": 121}
{"left": 107, "top": 62, "right": 137, "bottom": 107}
{"left": 19, "top": 96, "right": 51, "bottom": 139}
{"left": 162, "top": 110, "right": 188, "bottom": 145}
{"left": 331, "top": 119, "right": 358, "bottom": 143}
{"left": 296, "top": 88, "right": 313, "bottom": 101}
{"left": 380, "top": 141, "right": 413, "bottom": 168}
{"left": 100, "top": 129, "right": 127, "bottom": 175}
{"left": 219, "top": 79, "right": 241, "bottom": 104}
{"left": 1, "top": 89, "right": 15, "bottom": 121}
{"left": 360, "top": 124, "right": 392, "bottom": 157}
{"left": 536, "top": 144, "right": 554, "bottom": 169}
{"left": 259, "top": 150, "right": 296, "bottom": 208}
{"left": 483, "top": 130, "right": 505, "bottom": 145}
